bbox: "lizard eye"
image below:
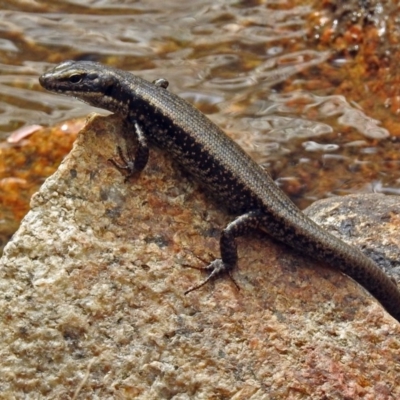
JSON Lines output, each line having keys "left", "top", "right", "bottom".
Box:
{"left": 68, "top": 74, "right": 82, "bottom": 84}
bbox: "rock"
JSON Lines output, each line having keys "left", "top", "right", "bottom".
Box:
{"left": 0, "top": 114, "right": 399, "bottom": 398}
{"left": 304, "top": 193, "right": 400, "bottom": 282}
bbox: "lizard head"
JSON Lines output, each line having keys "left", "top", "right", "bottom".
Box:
{"left": 39, "top": 60, "right": 129, "bottom": 115}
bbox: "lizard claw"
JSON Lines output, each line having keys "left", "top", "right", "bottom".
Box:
{"left": 108, "top": 146, "right": 137, "bottom": 181}
{"left": 184, "top": 259, "right": 239, "bottom": 294}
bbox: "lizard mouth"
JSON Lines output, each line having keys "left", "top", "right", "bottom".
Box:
{"left": 39, "top": 72, "right": 67, "bottom": 93}
{"left": 38, "top": 73, "right": 52, "bottom": 90}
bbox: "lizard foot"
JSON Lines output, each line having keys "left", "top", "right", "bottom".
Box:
{"left": 184, "top": 258, "right": 239, "bottom": 295}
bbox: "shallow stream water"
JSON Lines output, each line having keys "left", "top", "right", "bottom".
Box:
{"left": 1, "top": 0, "right": 400, "bottom": 210}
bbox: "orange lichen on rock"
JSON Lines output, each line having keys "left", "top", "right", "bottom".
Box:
{"left": 306, "top": 0, "right": 400, "bottom": 136}
{"left": 0, "top": 119, "right": 83, "bottom": 251}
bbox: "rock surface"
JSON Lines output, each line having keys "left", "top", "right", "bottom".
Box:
{"left": 0, "top": 114, "right": 399, "bottom": 399}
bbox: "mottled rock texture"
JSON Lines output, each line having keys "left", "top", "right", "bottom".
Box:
{"left": 0, "top": 115, "right": 399, "bottom": 399}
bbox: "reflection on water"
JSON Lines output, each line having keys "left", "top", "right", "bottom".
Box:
{"left": 0, "top": 1, "right": 315, "bottom": 133}
{"left": 0, "top": 0, "right": 400, "bottom": 209}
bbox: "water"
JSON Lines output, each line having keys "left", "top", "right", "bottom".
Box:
{"left": 1, "top": 0, "right": 400, "bottom": 211}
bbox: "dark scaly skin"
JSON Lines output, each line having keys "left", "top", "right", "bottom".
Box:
{"left": 39, "top": 61, "right": 400, "bottom": 322}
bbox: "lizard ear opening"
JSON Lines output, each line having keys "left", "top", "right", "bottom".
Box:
{"left": 103, "top": 75, "right": 116, "bottom": 97}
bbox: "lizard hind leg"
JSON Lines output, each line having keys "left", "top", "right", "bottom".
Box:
{"left": 184, "top": 210, "right": 264, "bottom": 295}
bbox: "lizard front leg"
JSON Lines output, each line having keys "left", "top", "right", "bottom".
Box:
{"left": 108, "top": 121, "right": 149, "bottom": 181}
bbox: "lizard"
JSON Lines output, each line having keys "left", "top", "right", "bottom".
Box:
{"left": 39, "top": 60, "right": 400, "bottom": 322}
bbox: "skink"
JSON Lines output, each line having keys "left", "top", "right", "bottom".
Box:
{"left": 39, "top": 61, "right": 400, "bottom": 322}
